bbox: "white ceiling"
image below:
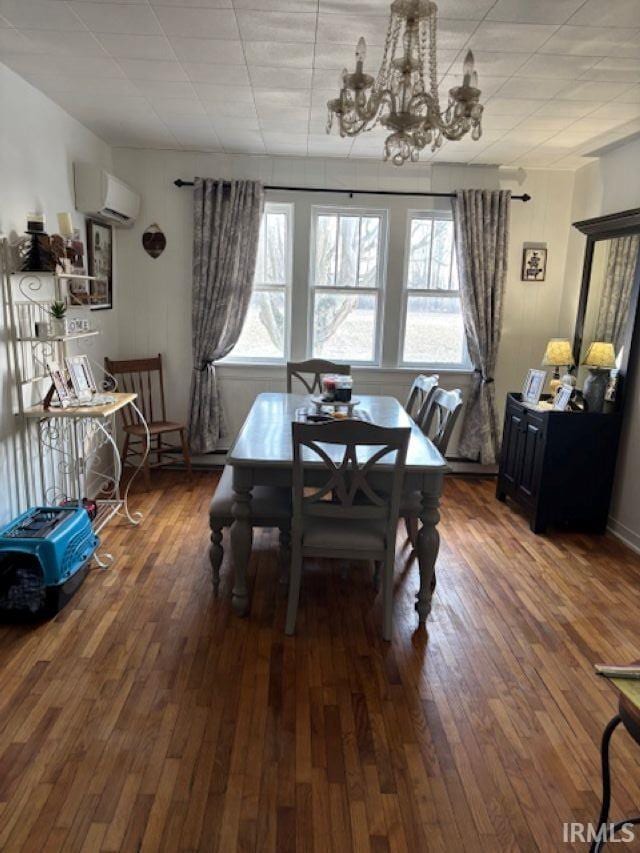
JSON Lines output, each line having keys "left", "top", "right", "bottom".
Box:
{"left": 2, "top": 0, "right": 640, "bottom": 169}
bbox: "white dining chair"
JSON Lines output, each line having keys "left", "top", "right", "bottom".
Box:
{"left": 405, "top": 374, "right": 439, "bottom": 427}
{"left": 286, "top": 419, "right": 410, "bottom": 641}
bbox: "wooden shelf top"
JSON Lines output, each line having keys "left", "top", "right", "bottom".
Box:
{"left": 24, "top": 391, "right": 137, "bottom": 419}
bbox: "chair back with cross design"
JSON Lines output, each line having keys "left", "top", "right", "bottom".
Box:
{"left": 422, "top": 388, "right": 464, "bottom": 456}
{"left": 405, "top": 374, "right": 439, "bottom": 428}
{"left": 292, "top": 420, "right": 409, "bottom": 537}
{"left": 286, "top": 359, "right": 351, "bottom": 394}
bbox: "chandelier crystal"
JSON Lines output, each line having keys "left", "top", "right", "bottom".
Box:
{"left": 326, "top": 0, "right": 483, "bottom": 166}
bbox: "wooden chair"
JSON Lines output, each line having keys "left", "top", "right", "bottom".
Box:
{"left": 402, "top": 388, "right": 464, "bottom": 551}
{"left": 286, "top": 419, "right": 410, "bottom": 641}
{"left": 405, "top": 374, "right": 439, "bottom": 427}
{"left": 104, "top": 354, "right": 192, "bottom": 489}
{"left": 286, "top": 359, "right": 351, "bottom": 394}
{"left": 209, "top": 466, "right": 291, "bottom": 595}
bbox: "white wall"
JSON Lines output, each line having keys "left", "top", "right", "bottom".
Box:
{"left": 568, "top": 138, "right": 640, "bottom": 550}
{"left": 0, "top": 63, "right": 114, "bottom": 524}
{"left": 111, "top": 147, "right": 577, "bottom": 454}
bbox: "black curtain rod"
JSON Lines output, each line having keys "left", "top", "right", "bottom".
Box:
{"left": 173, "top": 178, "right": 531, "bottom": 202}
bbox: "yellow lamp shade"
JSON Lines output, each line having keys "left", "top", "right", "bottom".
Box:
{"left": 582, "top": 341, "right": 616, "bottom": 369}
{"left": 542, "top": 338, "right": 574, "bottom": 367}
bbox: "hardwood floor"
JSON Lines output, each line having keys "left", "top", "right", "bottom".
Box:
{"left": 1, "top": 472, "right": 640, "bottom": 852}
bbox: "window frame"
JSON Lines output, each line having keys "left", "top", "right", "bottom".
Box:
{"left": 308, "top": 205, "right": 388, "bottom": 367}
{"left": 398, "top": 209, "right": 471, "bottom": 370}
{"left": 223, "top": 201, "right": 294, "bottom": 365}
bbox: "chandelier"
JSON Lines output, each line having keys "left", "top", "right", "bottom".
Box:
{"left": 326, "top": 0, "right": 483, "bottom": 166}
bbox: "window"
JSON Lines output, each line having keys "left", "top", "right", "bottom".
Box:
{"left": 230, "top": 203, "right": 293, "bottom": 361}
{"left": 309, "top": 208, "right": 387, "bottom": 364}
{"left": 401, "top": 213, "right": 468, "bottom": 367}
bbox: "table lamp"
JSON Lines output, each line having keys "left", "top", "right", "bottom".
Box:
{"left": 542, "top": 339, "right": 575, "bottom": 394}
{"left": 582, "top": 341, "right": 616, "bottom": 413}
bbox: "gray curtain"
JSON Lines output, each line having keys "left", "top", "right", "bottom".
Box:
{"left": 453, "top": 189, "right": 511, "bottom": 465}
{"left": 595, "top": 234, "right": 640, "bottom": 352}
{"left": 188, "top": 178, "right": 264, "bottom": 454}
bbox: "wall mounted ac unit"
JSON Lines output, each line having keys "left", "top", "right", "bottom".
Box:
{"left": 74, "top": 162, "right": 140, "bottom": 228}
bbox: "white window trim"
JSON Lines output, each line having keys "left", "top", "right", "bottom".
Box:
{"left": 308, "top": 205, "right": 388, "bottom": 367}
{"left": 398, "top": 209, "right": 471, "bottom": 371}
{"left": 222, "top": 201, "right": 294, "bottom": 365}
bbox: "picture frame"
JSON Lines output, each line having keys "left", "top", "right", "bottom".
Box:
{"left": 522, "top": 368, "right": 547, "bottom": 405}
{"left": 86, "top": 218, "right": 113, "bottom": 310}
{"left": 553, "top": 383, "right": 573, "bottom": 412}
{"left": 46, "top": 360, "right": 71, "bottom": 407}
{"left": 65, "top": 355, "right": 96, "bottom": 401}
{"left": 521, "top": 247, "right": 547, "bottom": 282}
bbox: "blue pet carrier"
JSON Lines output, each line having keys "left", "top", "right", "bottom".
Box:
{"left": 0, "top": 506, "right": 98, "bottom": 619}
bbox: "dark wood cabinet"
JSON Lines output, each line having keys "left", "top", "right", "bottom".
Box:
{"left": 496, "top": 394, "right": 622, "bottom": 534}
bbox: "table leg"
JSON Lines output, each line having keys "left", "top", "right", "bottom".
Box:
{"left": 231, "top": 468, "right": 253, "bottom": 617}
{"left": 416, "top": 474, "right": 443, "bottom": 624}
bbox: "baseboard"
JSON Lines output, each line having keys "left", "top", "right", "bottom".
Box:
{"left": 447, "top": 458, "right": 498, "bottom": 476}
{"left": 607, "top": 516, "right": 640, "bottom": 555}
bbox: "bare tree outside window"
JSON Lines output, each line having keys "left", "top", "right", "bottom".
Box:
{"left": 402, "top": 214, "right": 468, "bottom": 366}
{"left": 231, "top": 204, "right": 292, "bottom": 360}
{"left": 311, "top": 210, "right": 385, "bottom": 362}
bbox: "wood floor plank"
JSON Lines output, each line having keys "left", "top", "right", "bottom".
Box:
{"left": 0, "top": 471, "right": 639, "bottom": 852}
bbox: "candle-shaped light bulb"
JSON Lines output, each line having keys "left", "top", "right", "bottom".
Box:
{"left": 356, "top": 37, "right": 367, "bottom": 65}
{"left": 463, "top": 50, "right": 475, "bottom": 76}
{"left": 57, "top": 212, "right": 74, "bottom": 238}
{"left": 340, "top": 67, "right": 348, "bottom": 88}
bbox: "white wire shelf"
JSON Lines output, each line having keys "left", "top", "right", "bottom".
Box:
{"left": 9, "top": 271, "right": 101, "bottom": 281}
{"left": 16, "top": 330, "right": 99, "bottom": 343}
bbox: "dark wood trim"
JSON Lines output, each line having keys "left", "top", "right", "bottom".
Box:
{"left": 573, "top": 207, "right": 640, "bottom": 237}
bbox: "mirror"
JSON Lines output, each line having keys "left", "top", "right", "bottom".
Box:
{"left": 577, "top": 235, "right": 640, "bottom": 388}
{"left": 572, "top": 208, "right": 640, "bottom": 412}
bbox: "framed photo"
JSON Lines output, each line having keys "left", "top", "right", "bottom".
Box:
{"left": 522, "top": 368, "right": 547, "bottom": 405}
{"left": 553, "top": 383, "right": 573, "bottom": 411}
{"left": 521, "top": 247, "right": 547, "bottom": 282}
{"left": 65, "top": 355, "right": 96, "bottom": 401}
{"left": 86, "top": 218, "right": 113, "bottom": 310}
{"left": 46, "top": 360, "right": 71, "bottom": 407}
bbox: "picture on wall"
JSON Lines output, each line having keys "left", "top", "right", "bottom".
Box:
{"left": 86, "top": 219, "right": 113, "bottom": 310}
{"left": 521, "top": 246, "right": 547, "bottom": 282}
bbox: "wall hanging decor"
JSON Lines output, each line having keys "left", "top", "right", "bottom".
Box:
{"left": 521, "top": 246, "right": 547, "bottom": 281}
{"left": 86, "top": 218, "right": 113, "bottom": 310}
{"left": 142, "top": 223, "right": 166, "bottom": 259}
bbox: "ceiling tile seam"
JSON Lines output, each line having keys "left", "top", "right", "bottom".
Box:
{"left": 139, "top": 0, "right": 218, "bottom": 152}
{"left": 21, "top": 2, "right": 131, "bottom": 149}
{"left": 230, "top": 0, "right": 263, "bottom": 156}
{"left": 306, "top": 0, "right": 321, "bottom": 159}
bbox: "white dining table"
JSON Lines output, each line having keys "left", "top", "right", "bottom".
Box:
{"left": 226, "top": 392, "right": 448, "bottom": 624}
